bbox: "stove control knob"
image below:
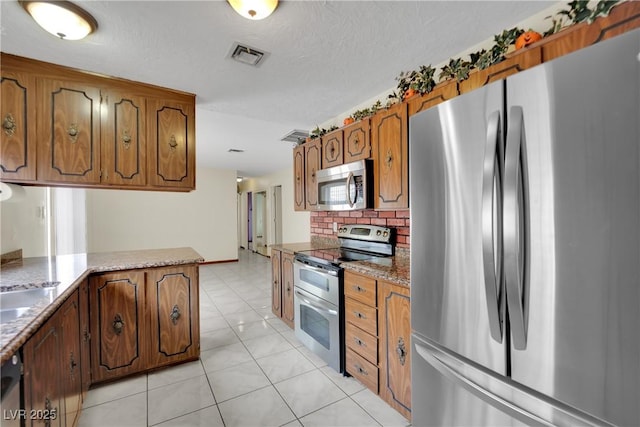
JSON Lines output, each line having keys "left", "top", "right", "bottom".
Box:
{"left": 383, "top": 231, "right": 389, "bottom": 237}
{"left": 376, "top": 230, "right": 382, "bottom": 236}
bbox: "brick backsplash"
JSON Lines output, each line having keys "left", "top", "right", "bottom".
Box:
{"left": 310, "top": 210, "right": 410, "bottom": 249}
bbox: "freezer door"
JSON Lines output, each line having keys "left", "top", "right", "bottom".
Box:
{"left": 506, "top": 29, "right": 640, "bottom": 426}
{"left": 409, "top": 80, "right": 506, "bottom": 374}
{"left": 412, "top": 334, "right": 614, "bottom": 427}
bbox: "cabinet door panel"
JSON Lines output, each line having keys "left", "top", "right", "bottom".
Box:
{"left": 378, "top": 281, "right": 411, "bottom": 419}
{"left": 90, "top": 271, "right": 146, "bottom": 382}
{"left": 59, "top": 292, "right": 82, "bottom": 427}
{"left": 371, "top": 103, "right": 408, "bottom": 209}
{"left": 102, "top": 92, "right": 146, "bottom": 186}
{"left": 344, "top": 118, "right": 371, "bottom": 163}
{"left": 271, "top": 249, "right": 282, "bottom": 317}
{"left": 0, "top": 70, "right": 36, "bottom": 180}
{"left": 147, "top": 265, "right": 199, "bottom": 367}
{"left": 23, "top": 322, "right": 63, "bottom": 427}
{"left": 293, "top": 145, "right": 306, "bottom": 211}
{"left": 281, "top": 252, "right": 295, "bottom": 328}
{"left": 37, "top": 79, "right": 101, "bottom": 183}
{"left": 304, "top": 139, "right": 321, "bottom": 210}
{"left": 79, "top": 279, "right": 92, "bottom": 395}
{"left": 321, "top": 129, "right": 343, "bottom": 168}
{"left": 148, "top": 99, "right": 195, "bottom": 189}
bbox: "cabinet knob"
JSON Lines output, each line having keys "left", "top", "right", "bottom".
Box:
{"left": 396, "top": 336, "right": 407, "bottom": 366}
{"left": 70, "top": 352, "right": 77, "bottom": 372}
{"left": 112, "top": 313, "right": 125, "bottom": 335}
{"left": 354, "top": 337, "right": 365, "bottom": 347}
{"left": 354, "top": 311, "right": 366, "bottom": 320}
{"left": 168, "top": 135, "right": 178, "bottom": 151}
{"left": 68, "top": 123, "right": 79, "bottom": 143}
{"left": 170, "top": 304, "right": 181, "bottom": 325}
{"left": 385, "top": 149, "right": 393, "bottom": 169}
{"left": 122, "top": 129, "right": 132, "bottom": 148}
{"left": 2, "top": 113, "right": 16, "bottom": 136}
{"left": 352, "top": 285, "right": 365, "bottom": 293}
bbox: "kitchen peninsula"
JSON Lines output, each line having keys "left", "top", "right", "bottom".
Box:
{"left": 0, "top": 247, "right": 202, "bottom": 426}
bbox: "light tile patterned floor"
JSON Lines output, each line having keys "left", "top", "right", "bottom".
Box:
{"left": 78, "top": 249, "right": 411, "bottom": 427}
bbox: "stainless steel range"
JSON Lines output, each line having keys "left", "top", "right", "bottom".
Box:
{"left": 293, "top": 224, "right": 394, "bottom": 373}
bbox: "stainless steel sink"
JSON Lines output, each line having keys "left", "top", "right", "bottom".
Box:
{"left": 0, "top": 287, "right": 58, "bottom": 323}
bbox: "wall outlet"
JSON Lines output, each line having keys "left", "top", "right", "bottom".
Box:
{"left": 333, "top": 222, "right": 338, "bottom": 232}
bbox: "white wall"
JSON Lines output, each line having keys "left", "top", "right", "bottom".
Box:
{"left": 86, "top": 167, "right": 238, "bottom": 262}
{"left": 239, "top": 167, "right": 310, "bottom": 255}
{"left": 0, "top": 186, "right": 48, "bottom": 257}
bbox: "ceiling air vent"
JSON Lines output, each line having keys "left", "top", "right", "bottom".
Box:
{"left": 280, "top": 129, "right": 309, "bottom": 144}
{"left": 228, "top": 43, "right": 268, "bottom": 67}
{"left": 228, "top": 148, "right": 245, "bottom": 153}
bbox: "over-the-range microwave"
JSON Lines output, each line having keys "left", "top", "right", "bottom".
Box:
{"left": 316, "top": 159, "right": 371, "bottom": 211}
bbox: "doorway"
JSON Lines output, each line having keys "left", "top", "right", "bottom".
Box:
{"left": 247, "top": 191, "right": 253, "bottom": 251}
{"left": 254, "top": 191, "right": 268, "bottom": 256}
{"left": 272, "top": 185, "right": 282, "bottom": 247}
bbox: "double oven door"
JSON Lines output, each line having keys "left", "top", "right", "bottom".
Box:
{"left": 293, "top": 260, "right": 343, "bottom": 372}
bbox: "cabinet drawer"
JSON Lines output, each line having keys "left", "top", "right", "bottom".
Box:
{"left": 346, "top": 349, "right": 378, "bottom": 393}
{"left": 345, "top": 298, "right": 377, "bottom": 336}
{"left": 344, "top": 271, "right": 377, "bottom": 306}
{"left": 346, "top": 321, "right": 378, "bottom": 364}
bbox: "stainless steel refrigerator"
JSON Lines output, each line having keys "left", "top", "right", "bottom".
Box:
{"left": 410, "top": 29, "right": 639, "bottom": 426}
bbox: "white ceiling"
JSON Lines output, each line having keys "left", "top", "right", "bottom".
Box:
{"left": 0, "top": 0, "right": 556, "bottom": 177}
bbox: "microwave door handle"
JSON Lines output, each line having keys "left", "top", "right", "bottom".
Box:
{"left": 345, "top": 172, "right": 355, "bottom": 208}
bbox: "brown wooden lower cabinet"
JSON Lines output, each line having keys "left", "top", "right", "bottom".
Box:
{"left": 89, "top": 264, "right": 200, "bottom": 383}
{"left": 89, "top": 270, "right": 147, "bottom": 382}
{"left": 23, "top": 288, "right": 86, "bottom": 427}
{"left": 344, "top": 270, "right": 411, "bottom": 420}
{"left": 378, "top": 280, "right": 411, "bottom": 420}
{"left": 147, "top": 265, "right": 199, "bottom": 368}
{"left": 271, "top": 249, "right": 295, "bottom": 328}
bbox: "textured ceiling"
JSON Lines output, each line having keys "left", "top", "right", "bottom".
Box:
{"left": 0, "top": 0, "right": 556, "bottom": 177}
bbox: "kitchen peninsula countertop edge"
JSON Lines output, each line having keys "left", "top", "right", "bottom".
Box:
{"left": 0, "top": 247, "right": 204, "bottom": 365}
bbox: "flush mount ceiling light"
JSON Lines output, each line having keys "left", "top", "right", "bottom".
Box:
{"left": 20, "top": 0, "right": 98, "bottom": 40}
{"left": 227, "top": 0, "right": 278, "bottom": 20}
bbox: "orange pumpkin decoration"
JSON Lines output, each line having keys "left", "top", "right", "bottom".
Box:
{"left": 343, "top": 117, "right": 355, "bottom": 126}
{"left": 515, "top": 30, "right": 542, "bottom": 49}
{"left": 404, "top": 88, "right": 418, "bottom": 100}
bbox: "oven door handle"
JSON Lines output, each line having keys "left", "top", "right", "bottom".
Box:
{"left": 295, "top": 289, "right": 338, "bottom": 316}
{"left": 295, "top": 260, "right": 339, "bottom": 277}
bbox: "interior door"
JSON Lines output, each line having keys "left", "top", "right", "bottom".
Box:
{"left": 506, "top": 29, "right": 640, "bottom": 426}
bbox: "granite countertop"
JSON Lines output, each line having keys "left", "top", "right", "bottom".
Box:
{"left": 273, "top": 241, "right": 410, "bottom": 288}
{"left": 0, "top": 247, "right": 203, "bottom": 365}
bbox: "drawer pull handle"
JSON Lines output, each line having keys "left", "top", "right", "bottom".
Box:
{"left": 352, "top": 285, "right": 366, "bottom": 293}
{"left": 354, "top": 337, "right": 365, "bottom": 347}
{"left": 355, "top": 363, "right": 368, "bottom": 376}
{"left": 354, "top": 311, "right": 366, "bottom": 319}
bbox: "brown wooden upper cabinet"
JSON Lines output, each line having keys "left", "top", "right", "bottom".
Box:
{"left": 101, "top": 91, "right": 147, "bottom": 187}
{"left": 371, "top": 102, "right": 409, "bottom": 210}
{"left": 0, "top": 53, "right": 196, "bottom": 191}
{"left": 147, "top": 98, "right": 195, "bottom": 190}
{"left": 343, "top": 117, "right": 371, "bottom": 163}
{"left": 293, "top": 144, "right": 306, "bottom": 211}
{"left": 305, "top": 138, "right": 321, "bottom": 210}
{"left": 0, "top": 67, "right": 37, "bottom": 181}
{"left": 37, "top": 78, "right": 102, "bottom": 185}
{"left": 407, "top": 80, "right": 459, "bottom": 117}
{"left": 321, "top": 128, "right": 343, "bottom": 168}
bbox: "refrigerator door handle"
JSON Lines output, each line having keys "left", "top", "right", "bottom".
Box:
{"left": 504, "top": 105, "right": 529, "bottom": 350}
{"left": 413, "top": 338, "right": 614, "bottom": 427}
{"left": 482, "top": 111, "right": 504, "bottom": 343}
